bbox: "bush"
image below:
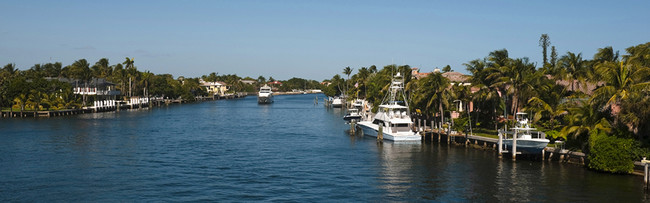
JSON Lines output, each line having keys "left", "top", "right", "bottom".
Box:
{"left": 588, "top": 130, "right": 638, "bottom": 173}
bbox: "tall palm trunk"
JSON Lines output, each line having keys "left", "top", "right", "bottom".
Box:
{"left": 439, "top": 97, "right": 444, "bottom": 134}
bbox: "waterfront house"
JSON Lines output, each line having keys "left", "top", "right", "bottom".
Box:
{"left": 200, "top": 80, "right": 229, "bottom": 96}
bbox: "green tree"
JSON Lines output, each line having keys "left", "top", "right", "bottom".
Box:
{"left": 550, "top": 46, "right": 558, "bottom": 68}
{"left": 539, "top": 34, "right": 551, "bottom": 66}
{"left": 412, "top": 72, "right": 452, "bottom": 137}
{"left": 557, "top": 52, "right": 587, "bottom": 92}
{"left": 442, "top": 65, "right": 451, "bottom": 72}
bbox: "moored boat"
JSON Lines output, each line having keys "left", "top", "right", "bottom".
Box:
{"left": 332, "top": 97, "right": 343, "bottom": 108}
{"left": 343, "top": 108, "right": 362, "bottom": 122}
{"left": 357, "top": 72, "right": 420, "bottom": 141}
{"left": 501, "top": 112, "right": 550, "bottom": 154}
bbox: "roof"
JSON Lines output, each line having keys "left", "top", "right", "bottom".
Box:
{"left": 200, "top": 81, "right": 227, "bottom": 86}
{"left": 45, "top": 77, "right": 116, "bottom": 87}
{"left": 442, "top": 72, "right": 469, "bottom": 82}
{"left": 545, "top": 75, "right": 602, "bottom": 95}
{"left": 268, "top": 81, "right": 283, "bottom": 85}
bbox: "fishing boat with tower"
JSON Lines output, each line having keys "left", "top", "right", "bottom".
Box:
{"left": 357, "top": 72, "right": 420, "bottom": 141}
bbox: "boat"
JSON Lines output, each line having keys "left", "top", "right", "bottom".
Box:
{"left": 332, "top": 97, "right": 343, "bottom": 108}
{"left": 352, "top": 99, "right": 364, "bottom": 109}
{"left": 357, "top": 72, "right": 420, "bottom": 141}
{"left": 258, "top": 85, "right": 274, "bottom": 104}
{"left": 501, "top": 112, "right": 550, "bottom": 154}
{"left": 343, "top": 108, "right": 362, "bottom": 122}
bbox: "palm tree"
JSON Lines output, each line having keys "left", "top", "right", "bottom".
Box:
{"left": 591, "top": 60, "right": 650, "bottom": 128}
{"left": 412, "top": 72, "right": 452, "bottom": 137}
{"left": 525, "top": 81, "right": 567, "bottom": 129}
{"left": 93, "top": 58, "right": 111, "bottom": 79}
{"left": 488, "top": 57, "right": 541, "bottom": 115}
{"left": 141, "top": 71, "right": 153, "bottom": 98}
{"left": 560, "top": 102, "right": 611, "bottom": 146}
{"left": 465, "top": 58, "right": 501, "bottom": 129}
{"left": 594, "top": 46, "right": 619, "bottom": 64}
{"left": 369, "top": 65, "right": 377, "bottom": 73}
{"left": 558, "top": 52, "right": 587, "bottom": 92}
{"left": 123, "top": 57, "right": 135, "bottom": 97}
{"left": 13, "top": 94, "right": 27, "bottom": 115}
{"left": 343, "top": 66, "right": 353, "bottom": 97}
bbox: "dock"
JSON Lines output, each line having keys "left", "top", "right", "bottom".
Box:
{"left": 411, "top": 117, "right": 585, "bottom": 163}
{"left": 1, "top": 93, "right": 248, "bottom": 119}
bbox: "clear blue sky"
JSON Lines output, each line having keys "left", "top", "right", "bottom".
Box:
{"left": 2, "top": 0, "right": 649, "bottom": 81}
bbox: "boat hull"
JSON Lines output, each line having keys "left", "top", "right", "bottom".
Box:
{"left": 357, "top": 121, "right": 421, "bottom": 141}
{"left": 503, "top": 139, "right": 549, "bottom": 154}
{"left": 343, "top": 115, "right": 362, "bottom": 122}
{"left": 258, "top": 96, "right": 273, "bottom": 104}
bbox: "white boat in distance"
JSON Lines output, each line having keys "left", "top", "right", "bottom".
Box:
{"left": 332, "top": 97, "right": 343, "bottom": 108}
{"left": 258, "top": 85, "right": 274, "bottom": 104}
{"left": 357, "top": 72, "right": 420, "bottom": 141}
{"left": 501, "top": 112, "right": 550, "bottom": 154}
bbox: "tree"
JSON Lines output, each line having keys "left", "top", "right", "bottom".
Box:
{"left": 488, "top": 57, "right": 542, "bottom": 115}
{"left": 539, "top": 34, "right": 551, "bottom": 66}
{"left": 525, "top": 81, "right": 567, "bottom": 129}
{"left": 465, "top": 58, "right": 502, "bottom": 129}
{"left": 369, "top": 65, "right": 377, "bottom": 73}
{"left": 343, "top": 66, "right": 353, "bottom": 96}
{"left": 550, "top": 46, "right": 558, "bottom": 68}
{"left": 591, "top": 60, "right": 650, "bottom": 132}
{"left": 442, "top": 65, "right": 451, "bottom": 72}
{"left": 558, "top": 52, "right": 586, "bottom": 92}
{"left": 412, "top": 72, "right": 452, "bottom": 137}
{"left": 123, "top": 57, "right": 135, "bottom": 97}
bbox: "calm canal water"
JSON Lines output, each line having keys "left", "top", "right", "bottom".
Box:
{"left": 1, "top": 94, "right": 648, "bottom": 202}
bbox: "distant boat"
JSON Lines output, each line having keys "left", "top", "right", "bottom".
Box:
{"left": 357, "top": 72, "right": 420, "bottom": 141}
{"left": 258, "top": 85, "right": 274, "bottom": 104}
{"left": 501, "top": 112, "right": 550, "bottom": 154}
{"left": 352, "top": 99, "right": 364, "bottom": 109}
{"left": 332, "top": 97, "right": 343, "bottom": 108}
{"left": 343, "top": 108, "right": 362, "bottom": 122}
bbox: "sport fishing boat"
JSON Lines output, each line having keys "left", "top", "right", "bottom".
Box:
{"left": 258, "top": 85, "right": 273, "bottom": 104}
{"left": 501, "top": 112, "right": 550, "bottom": 154}
{"left": 357, "top": 72, "right": 420, "bottom": 141}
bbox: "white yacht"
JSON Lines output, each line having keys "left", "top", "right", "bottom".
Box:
{"left": 501, "top": 112, "right": 550, "bottom": 154}
{"left": 332, "top": 97, "right": 343, "bottom": 108}
{"left": 258, "top": 85, "right": 273, "bottom": 104}
{"left": 357, "top": 72, "right": 420, "bottom": 141}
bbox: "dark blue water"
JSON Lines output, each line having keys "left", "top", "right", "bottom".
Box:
{"left": 1, "top": 94, "right": 647, "bottom": 202}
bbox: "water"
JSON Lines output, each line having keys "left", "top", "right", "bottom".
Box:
{"left": 0, "top": 94, "right": 647, "bottom": 202}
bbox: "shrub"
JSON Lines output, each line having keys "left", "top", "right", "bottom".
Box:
{"left": 588, "top": 130, "right": 638, "bottom": 173}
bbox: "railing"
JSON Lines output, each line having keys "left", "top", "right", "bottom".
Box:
{"left": 73, "top": 87, "right": 120, "bottom": 95}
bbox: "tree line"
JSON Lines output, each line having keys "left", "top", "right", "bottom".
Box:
{"left": 0, "top": 58, "right": 325, "bottom": 112}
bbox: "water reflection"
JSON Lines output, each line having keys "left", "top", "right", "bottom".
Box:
{"left": 375, "top": 142, "right": 422, "bottom": 199}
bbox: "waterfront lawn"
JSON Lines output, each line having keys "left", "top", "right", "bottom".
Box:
{"left": 471, "top": 128, "right": 499, "bottom": 139}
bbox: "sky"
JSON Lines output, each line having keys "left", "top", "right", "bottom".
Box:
{"left": 1, "top": 0, "right": 649, "bottom": 81}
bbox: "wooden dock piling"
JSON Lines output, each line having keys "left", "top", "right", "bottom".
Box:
{"left": 643, "top": 158, "right": 650, "bottom": 190}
